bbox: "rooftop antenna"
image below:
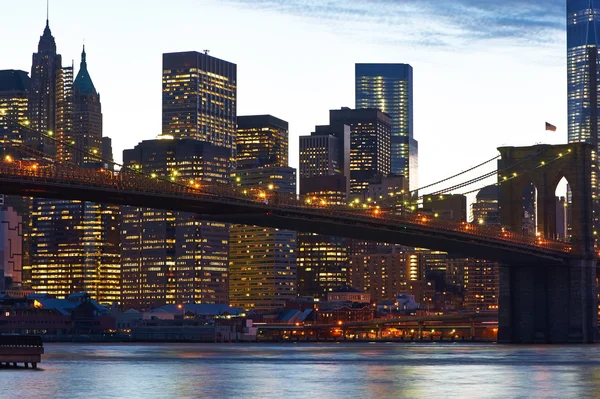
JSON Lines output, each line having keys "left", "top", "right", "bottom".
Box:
{"left": 203, "top": 49, "right": 210, "bottom": 55}
{"left": 46, "top": 0, "right": 49, "bottom": 24}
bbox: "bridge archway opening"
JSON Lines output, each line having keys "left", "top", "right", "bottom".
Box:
{"left": 521, "top": 180, "right": 537, "bottom": 237}
{"left": 554, "top": 176, "right": 571, "bottom": 242}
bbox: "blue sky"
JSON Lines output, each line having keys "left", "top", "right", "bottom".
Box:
{"left": 0, "top": 0, "right": 568, "bottom": 195}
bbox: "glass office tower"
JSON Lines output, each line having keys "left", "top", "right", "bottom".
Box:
{"left": 356, "top": 63, "right": 418, "bottom": 191}
{"left": 567, "top": 0, "right": 600, "bottom": 241}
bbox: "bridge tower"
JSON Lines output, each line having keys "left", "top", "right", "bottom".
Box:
{"left": 497, "top": 143, "right": 597, "bottom": 343}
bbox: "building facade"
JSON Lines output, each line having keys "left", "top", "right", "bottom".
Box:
{"left": 349, "top": 246, "right": 407, "bottom": 303}
{"left": 162, "top": 51, "right": 237, "bottom": 166}
{"left": 0, "top": 69, "right": 30, "bottom": 148}
{"left": 237, "top": 115, "right": 288, "bottom": 169}
{"left": 121, "top": 139, "right": 231, "bottom": 310}
{"left": 356, "top": 63, "right": 418, "bottom": 191}
{"left": 29, "top": 45, "right": 121, "bottom": 304}
{"left": 230, "top": 115, "right": 296, "bottom": 312}
{"left": 329, "top": 107, "right": 391, "bottom": 196}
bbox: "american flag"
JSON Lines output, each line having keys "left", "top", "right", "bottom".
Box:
{"left": 545, "top": 122, "right": 557, "bottom": 132}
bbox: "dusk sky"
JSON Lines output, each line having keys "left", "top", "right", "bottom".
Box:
{"left": 1, "top": 0, "right": 567, "bottom": 194}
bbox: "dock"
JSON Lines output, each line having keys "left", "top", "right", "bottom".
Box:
{"left": 0, "top": 335, "right": 44, "bottom": 369}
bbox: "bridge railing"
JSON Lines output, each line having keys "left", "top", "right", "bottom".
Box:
{"left": 0, "top": 158, "right": 572, "bottom": 254}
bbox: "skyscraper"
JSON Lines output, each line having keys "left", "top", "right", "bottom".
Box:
{"left": 356, "top": 63, "right": 418, "bottom": 191}
{"left": 162, "top": 51, "right": 237, "bottom": 166}
{"left": 121, "top": 138, "right": 231, "bottom": 310}
{"left": 297, "top": 121, "right": 352, "bottom": 300}
{"left": 29, "top": 47, "right": 121, "bottom": 304}
{"left": 70, "top": 46, "right": 102, "bottom": 165}
{"left": 230, "top": 115, "right": 297, "bottom": 312}
{"left": 237, "top": 115, "right": 288, "bottom": 169}
{"left": 567, "top": 1, "right": 600, "bottom": 242}
{"left": 27, "top": 19, "right": 62, "bottom": 155}
{"left": 0, "top": 70, "right": 30, "bottom": 149}
{"left": 329, "top": 107, "right": 391, "bottom": 196}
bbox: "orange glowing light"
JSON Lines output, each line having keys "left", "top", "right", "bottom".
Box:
{"left": 337, "top": 320, "right": 343, "bottom": 325}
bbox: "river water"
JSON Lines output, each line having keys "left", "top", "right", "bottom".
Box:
{"left": 4, "top": 342, "right": 600, "bottom": 398}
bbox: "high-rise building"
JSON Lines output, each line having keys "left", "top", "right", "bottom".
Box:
{"left": 69, "top": 46, "right": 102, "bottom": 165}
{"left": 356, "top": 63, "right": 418, "bottom": 191}
{"left": 162, "top": 51, "right": 237, "bottom": 166}
{"left": 0, "top": 70, "right": 30, "bottom": 149}
{"left": 237, "top": 115, "right": 288, "bottom": 169}
{"left": 567, "top": 1, "right": 600, "bottom": 240}
{"left": 121, "top": 138, "right": 231, "bottom": 310}
{"left": 299, "top": 121, "right": 351, "bottom": 202}
{"left": 29, "top": 47, "right": 121, "bottom": 304}
{"left": 329, "top": 107, "right": 391, "bottom": 196}
{"left": 230, "top": 115, "right": 297, "bottom": 312}
{"left": 297, "top": 121, "right": 352, "bottom": 300}
{"left": 27, "top": 19, "right": 62, "bottom": 155}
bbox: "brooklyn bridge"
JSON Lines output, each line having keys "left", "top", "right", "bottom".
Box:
{"left": 0, "top": 114, "right": 597, "bottom": 343}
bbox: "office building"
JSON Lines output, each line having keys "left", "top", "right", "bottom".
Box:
{"left": 0, "top": 70, "right": 30, "bottom": 149}
{"left": 162, "top": 51, "right": 237, "bottom": 166}
{"left": 463, "top": 259, "right": 499, "bottom": 312}
{"left": 567, "top": 1, "right": 600, "bottom": 240}
{"left": 329, "top": 107, "right": 391, "bottom": 196}
{"left": 356, "top": 63, "right": 418, "bottom": 191}
{"left": 121, "top": 138, "right": 231, "bottom": 310}
{"left": 237, "top": 115, "right": 288, "bottom": 169}
{"left": 29, "top": 47, "right": 121, "bottom": 304}
{"left": 27, "top": 19, "right": 63, "bottom": 154}
{"left": 349, "top": 246, "right": 407, "bottom": 303}
{"left": 297, "top": 120, "right": 352, "bottom": 299}
{"left": 230, "top": 115, "right": 297, "bottom": 312}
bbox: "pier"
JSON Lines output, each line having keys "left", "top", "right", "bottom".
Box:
{"left": 0, "top": 335, "right": 44, "bottom": 369}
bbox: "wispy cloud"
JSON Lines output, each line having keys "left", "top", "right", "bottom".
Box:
{"left": 223, "top": 0, "right": 565, "bottom": 47}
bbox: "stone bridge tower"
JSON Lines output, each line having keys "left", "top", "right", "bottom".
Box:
{"left": 497, "top": 143, "right": 597, "bottom": 343}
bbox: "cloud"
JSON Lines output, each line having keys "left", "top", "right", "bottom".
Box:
{"left": 222, "top": 0, "right": 565, "bottom": 47}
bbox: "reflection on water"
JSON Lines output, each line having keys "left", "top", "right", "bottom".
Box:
{"left": 4, "top": 343, "right": 600, "bottom": 398}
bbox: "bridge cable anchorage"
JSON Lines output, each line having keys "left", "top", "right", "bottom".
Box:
{"left": 0, "top": 113, "right": 573, "bottom": 254}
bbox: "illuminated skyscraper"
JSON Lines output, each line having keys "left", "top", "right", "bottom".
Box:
{"left": 27, "top": 19, "right": 62, "bottom": 155}
{"left": 162, "top": 51, "right": 237, "bottom": 166}
{"left": 297, "top": 121, "right": 352, "bottom": 300}
{"left": 237, "top": 115, "right": 288, "bottom": 169}
{"left": 356, "top": 63, "right": 418, "bottom": 191}
{"left": 567, "top": 1, "right": 600, "bottom": 240}
{"left": 230, "top": 115, "right": 296, "bottom": 311}
{"left": 0, "top": 70, "right": 30, "bottom": 149}
{"left": 329, "top": 107, "right": 391, "bottom": 196}
{"left": 121, "top": 139, "right": 231, "bottom": 310}
{"left": 29, "top": 47, "right": 121, "bottom": 304}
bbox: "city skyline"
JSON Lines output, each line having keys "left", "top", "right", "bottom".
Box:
{"left": 0, "top": 0, "right": 568, "bottom": 191}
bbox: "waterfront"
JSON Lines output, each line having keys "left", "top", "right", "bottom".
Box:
{"left": 3, "top": 343, "right": 600, "bottom": 398}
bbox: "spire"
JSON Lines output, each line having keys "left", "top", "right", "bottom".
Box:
{"left": 74, "top": 45, "right": 97, "bottom": 96}
{"left": 43, "top": 0, "right": 51, "bottom": 36}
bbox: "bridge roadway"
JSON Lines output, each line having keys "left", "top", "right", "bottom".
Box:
{"left": 0, "top": 161, "right": 573, "bottom": 265}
